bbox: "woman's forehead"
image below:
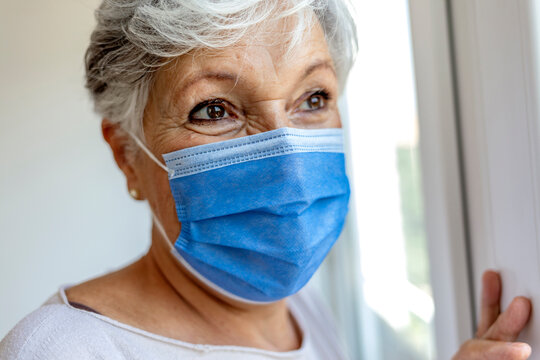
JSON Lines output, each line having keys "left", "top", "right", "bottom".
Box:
{"left": 155, "top": 20, "right": 334, "bottom": 94}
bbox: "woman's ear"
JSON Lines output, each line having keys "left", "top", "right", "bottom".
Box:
{"left": 102, "top": 119, "right": 144, "bottom": 200}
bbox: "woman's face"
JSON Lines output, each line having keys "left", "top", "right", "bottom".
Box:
{"left": 132, "top": 19, "right": 340, "bottom": 251}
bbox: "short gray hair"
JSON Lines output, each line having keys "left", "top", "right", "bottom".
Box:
{"left": 85, "top": 0, "right": 357, "bottom": 136}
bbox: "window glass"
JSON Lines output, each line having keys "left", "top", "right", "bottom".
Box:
{"left": 336, "top": 0, "right": 435, "bottom": 358}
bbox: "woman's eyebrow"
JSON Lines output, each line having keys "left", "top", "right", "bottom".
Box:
{"left": 179, "top": 71, "right": 238, "bottom": 93}
{"left": 301, "top": 59, "right": 336, "bottom": 81}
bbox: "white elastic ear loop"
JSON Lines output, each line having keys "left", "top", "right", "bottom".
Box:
{"left": 150, "top": 208, "right": 176, "bottom": 253}
{"left": 128, "top": 131, "right": 172, "bottom": 175}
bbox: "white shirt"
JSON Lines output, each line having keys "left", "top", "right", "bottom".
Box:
{"left": 0, "top": 287, "right": 347, "bottom": 359}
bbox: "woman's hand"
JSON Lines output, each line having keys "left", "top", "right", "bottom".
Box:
{"left": 453, "top": 270, "right": 532, "bottom": 359}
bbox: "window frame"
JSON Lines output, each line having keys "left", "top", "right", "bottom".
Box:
{"left": 449, "top": 0, "right": 540, "bottom": 349}
{"left": 408, "top": 0, "right": 475, "bottom": 357}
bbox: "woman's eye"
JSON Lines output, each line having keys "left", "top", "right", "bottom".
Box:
{"left": 298, "top": 92, "right": 328, "bottom": 111}
{"left": 190, "top": 101, "right": 231, "bottom": 121}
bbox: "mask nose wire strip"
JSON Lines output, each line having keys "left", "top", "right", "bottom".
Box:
{"left": 128, "top": 131, "right": 172, "bottom": 175}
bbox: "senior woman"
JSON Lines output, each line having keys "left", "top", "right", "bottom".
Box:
{"left": 0, "top": 0, "right": 533, "bottom": 359}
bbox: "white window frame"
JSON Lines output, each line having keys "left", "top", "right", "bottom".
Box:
{"left": 408, "top": 0, "right": 475, "bottom": 358}
{"left": 449, "top": 0, "right": 540, "bottom": 351}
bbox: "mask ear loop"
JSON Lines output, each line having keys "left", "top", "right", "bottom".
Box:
{"left": 128, "top": 131, "right": 173, "bottom": 176}
{"left": 126, "top": 131, "right": 177, "bottom": 252}
{"left": 126, "top": 130, "right": 173, "bottom": 250}
{"left": 149, "top": 207, "right": 176, "bottom": 253}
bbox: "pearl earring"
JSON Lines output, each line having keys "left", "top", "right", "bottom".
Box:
{"left": 129, "top": 189, "right": 140, "bottom": 200}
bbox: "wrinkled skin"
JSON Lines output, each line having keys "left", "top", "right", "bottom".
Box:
{"left": 453, "top": 271, "right": 532, "bottom": 359}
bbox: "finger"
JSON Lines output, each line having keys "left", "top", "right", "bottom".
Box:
{"left": 484, "top": 296, "right": 532, "bottom": 342}
{"left": 453, "top": 339, "right": 531, "bottom": 360}
{"left": 476, "top": 270, "right": 502, "bottom": 337}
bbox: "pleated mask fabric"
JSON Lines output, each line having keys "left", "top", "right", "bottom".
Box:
{"left": 161, "top": 127, "right": 350, "bottom": 303}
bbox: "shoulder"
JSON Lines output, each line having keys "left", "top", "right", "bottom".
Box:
{"left": 0, "top": 295, "right": 121, "bottom": 360}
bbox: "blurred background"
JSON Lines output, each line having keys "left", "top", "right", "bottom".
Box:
{"left": 0, "top": 0, "right": 151, "bottom": 338}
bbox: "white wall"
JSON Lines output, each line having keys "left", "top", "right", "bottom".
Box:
{"left": 0, "top": 0, "right": 151, "bottom": 338}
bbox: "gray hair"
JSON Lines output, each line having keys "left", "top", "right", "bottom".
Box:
{"left": 85, "top": 0, "right": 357, "bottom": 137}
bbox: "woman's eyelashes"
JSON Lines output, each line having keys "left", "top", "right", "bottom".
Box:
{"left": 297, "top": 90, "right": 330, "bottom": 112}
{"left": 188, "top": 99, "right": 236, "bottom": 123}
{"left": 187, "top": 89, "right": 332, "bottom": 124}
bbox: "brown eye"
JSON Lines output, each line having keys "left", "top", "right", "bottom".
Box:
{"left": 189, "top": 100, "right": 232, "bottom": 121}
{"left": 206, "top": 104, "right": 226, "bottom": 119}
{"left": 298, "top": 91, "right": 329, "bottom": 111}
{"left": 308, "top": 95, "right": 324, "bottom": 109}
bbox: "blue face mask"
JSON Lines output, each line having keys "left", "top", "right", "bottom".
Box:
{"left": 134, "top": 127, "right": 350, "bottom": 304}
